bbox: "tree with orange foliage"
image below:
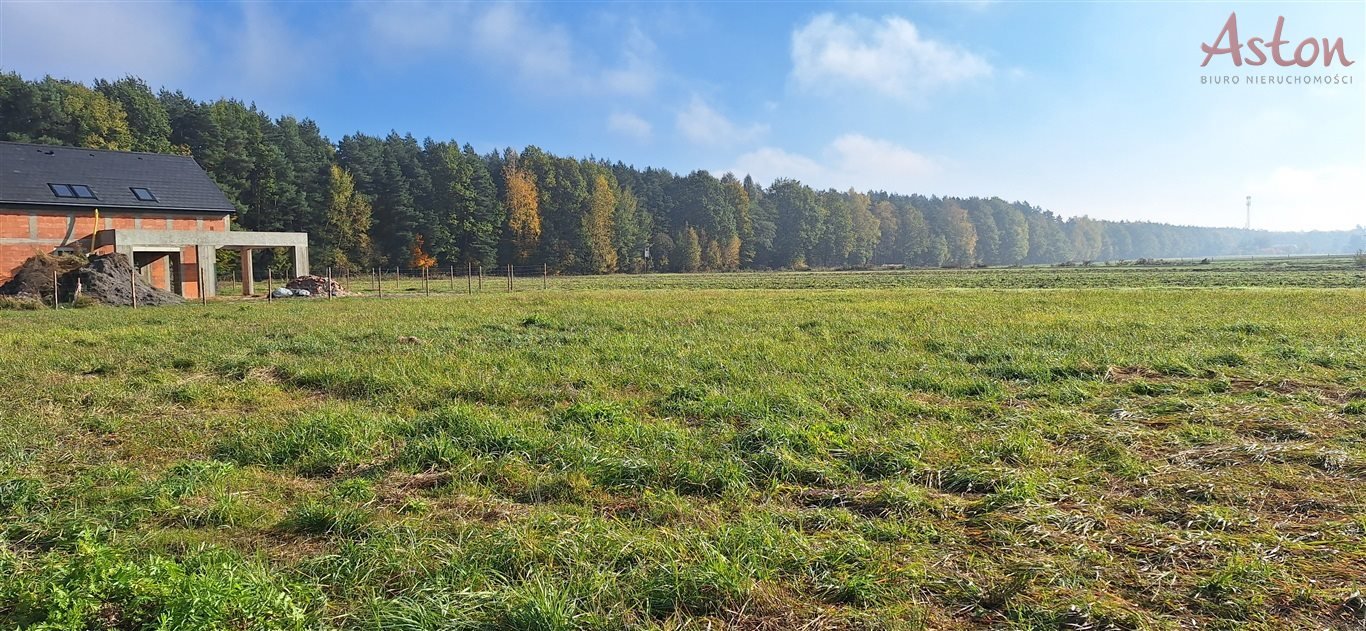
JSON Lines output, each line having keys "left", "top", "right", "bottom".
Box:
{"left": 410, "top": 235, "right": 437, "bottom": 269}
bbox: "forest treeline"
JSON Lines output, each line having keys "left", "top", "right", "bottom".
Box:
{"left": 2, "top": 73, "right": 1360, "bottom": 273}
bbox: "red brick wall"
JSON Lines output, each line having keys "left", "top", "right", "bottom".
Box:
{"left": 180, "top": 245, "right": 199, "bottom": 299}
{"left": 0, "top": 207, "right": 228, "bottom": 291}
{"left": 35, "top": 214, "right": 75, "bottom": 240}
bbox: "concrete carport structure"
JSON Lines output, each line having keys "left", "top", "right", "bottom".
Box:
{"left": 96, "top": 228, "right": 309, "bottom": 297}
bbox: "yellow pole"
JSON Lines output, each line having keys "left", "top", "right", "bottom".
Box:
{"left": 89, "top": 208, "right": 99, "bottom": 252}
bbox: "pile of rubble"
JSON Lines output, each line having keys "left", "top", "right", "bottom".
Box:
{"left": 281, "top": 275, "right": 349, "bottom": 298}
{"left": 0, "top": 252, "right": 183, "bottom": 307}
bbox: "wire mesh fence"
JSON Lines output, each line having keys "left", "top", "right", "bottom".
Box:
{"left": 215, "top": 264, "right": 553, "bottom": 298}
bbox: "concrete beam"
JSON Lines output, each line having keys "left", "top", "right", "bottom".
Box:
{"left": 104, "top": 229, "right": 308, "bottom": 249}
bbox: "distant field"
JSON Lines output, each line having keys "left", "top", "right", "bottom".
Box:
{"left": 2, "top": 267, "right": 1364, "bottom": 628}
{"left": 214, "top": 255, "right": 1365, "bottom": 296}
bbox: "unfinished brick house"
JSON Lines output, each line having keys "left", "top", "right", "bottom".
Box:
{"left": 0, "top": 141, "right": 307, "bottom": 298}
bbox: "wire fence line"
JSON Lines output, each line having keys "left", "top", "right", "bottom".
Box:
{"left": 215, "top": 264, "right": 554, "bottom": 298}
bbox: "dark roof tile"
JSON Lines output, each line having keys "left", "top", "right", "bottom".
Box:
{"left": 0, "top": 141, "right": 237, "bottom": 213}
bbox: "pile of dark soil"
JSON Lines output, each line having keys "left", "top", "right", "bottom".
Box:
{"left": 77, "top": 254, "right": 184, "bottom": 306}
{"left": 0, "top": 252, "right": 183, "bottom": 307}
{"left": 0, "top": 252, "right": 85, "bottom": 301}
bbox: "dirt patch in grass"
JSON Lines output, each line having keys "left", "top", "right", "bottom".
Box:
{"left": 1102, "top": 365, "right": 1165, "bottom": 383}
{"left": 1228, "top": 377, "right": 1356, "bottom": 403}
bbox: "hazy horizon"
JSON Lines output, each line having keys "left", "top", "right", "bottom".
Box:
{"left": 2, "top": 1, "right": 1363, "bottom": 231}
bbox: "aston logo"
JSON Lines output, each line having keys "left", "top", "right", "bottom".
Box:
{"left": 1201, "top": 12, "right": 1355, "bottom": 67}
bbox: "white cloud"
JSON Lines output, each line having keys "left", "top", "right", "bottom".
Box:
{"left": 676, "top": 96, "right": 768, "bottom": 146}
{"left": 728, "top": 147, "right": 827, "bottom": 184}
{"left": 470, "top": 4, "right": 577, "bottom": 86}
{"left": 729, "top": 134, "right": 941, "bottom": 192}
{"left": 353, "top": 1, "right": 468, "bottom": 56}
{"left": 218, "top": 3, "right": 331, "bottom": 95}
{"left": 358, "top": 2, "right": 658, "bottom": 98}
{"left": 599, "top": 23, "right": 658, "bottom": 97}
{"left": 608, "top": 112, "right": 652, "bottom": 140}
{"left": 0, "top": 1, "right": 200, "bottom": 85}
{"left": 0, "top": 2, "right": 330, "bottom": 103}
{"left": 791, "top": 13, "right": 992, "bottom": 101}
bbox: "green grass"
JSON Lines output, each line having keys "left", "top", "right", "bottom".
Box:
{"left": 1, "top": 265, "right": 1363, "bottom": 629}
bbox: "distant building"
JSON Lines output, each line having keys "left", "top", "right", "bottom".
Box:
{"left": 0, "top": 141, "right": 307, "bottom": 298}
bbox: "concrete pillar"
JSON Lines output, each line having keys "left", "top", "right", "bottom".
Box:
{"left": 240, "top": 248, "right": 254, "bottom": 296}
{"left": 196, "top": 245, "right": 217, "bottom": 298}
{"left": 292, "top": 246, "right": 309, "bottom": 278}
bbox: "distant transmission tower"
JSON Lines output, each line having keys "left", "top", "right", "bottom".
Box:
{"left": 1245, "top": 195, "right": 1252, "bottom": 230}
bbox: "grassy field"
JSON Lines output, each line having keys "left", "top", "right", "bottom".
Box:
{"left": 2, "top": 265, "right": 1364, "bottom": 629}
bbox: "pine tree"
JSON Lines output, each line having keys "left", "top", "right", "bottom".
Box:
{"left": 679, "top": 226, "right": 702, "bottom": 272}
{"left": 994, "top": 203, "right": 1030, "bottom": 265}
{"left": 613, "top": 186, "right": 649, "bottom": 272}
{"left": 95, "top": 77, "right": 171, "bottom": 152}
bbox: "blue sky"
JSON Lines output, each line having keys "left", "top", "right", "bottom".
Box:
{"left": 2, "top": 1, "right": 1362, "bottom": 231}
